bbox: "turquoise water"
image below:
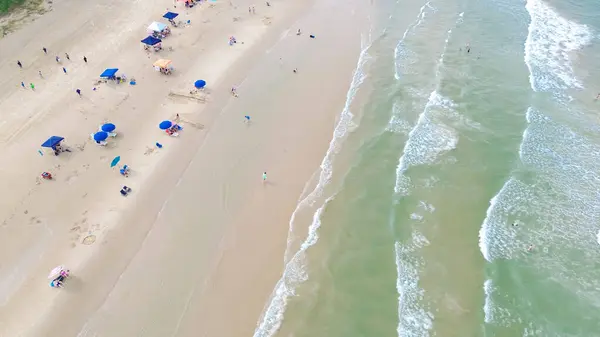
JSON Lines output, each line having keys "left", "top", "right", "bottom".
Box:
{"left": 254, "top": 0, "right": 600, "bottom": 336}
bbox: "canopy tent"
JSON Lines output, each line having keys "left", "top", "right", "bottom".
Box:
{"left": 194, "top": 80, "right": 206, "bottom": 89}
{"left": 41, "top": 136, "right": 64, "bottom": 148}
{"left": 100, "top": 68, "right": 119, "bottom": 78}
{"left": 48, "top": 266, "right": 65, "bottom": 280}
{"left": 141, "top": 36, "right": 162, "bottom": 46}
{"left": 159, "top": 120, "right": 173, "bottom": 130}
{"left": 163, "top": 12, "right": 179, "bottom": 19}
{"left": 153, "top": 59, "right": 172, "bottom": 68}
{"left": 148, "top": 21, "right": 168, "bottom": 32}
{"left": 101, "top": 123, "right": 116, "bottom": 132}
{"left": 93, "top": 131, "right": 109, "bottom": 142}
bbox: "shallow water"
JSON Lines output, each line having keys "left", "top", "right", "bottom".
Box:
{"left": 254, "top": 0, "right": 600, "bottom": 336}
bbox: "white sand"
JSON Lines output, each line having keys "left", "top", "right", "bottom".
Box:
{"left": 0, "top": 0, "right": 370, "bottom": 335}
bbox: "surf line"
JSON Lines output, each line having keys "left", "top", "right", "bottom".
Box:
{"left": 390, "top": 12, "right": 464, "bottom": 337}
{"left": 394, "top": 12, "right": 463, "bottom": 196}
{"left": 251, "top": 32, "right": 374, "bottom": 337}
{"left": 394, "top": 1, "right": 435, "bottom": 80}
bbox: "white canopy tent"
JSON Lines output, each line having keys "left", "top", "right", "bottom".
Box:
{"left": 148, "top": 21, "right": 168, "bottom": 32}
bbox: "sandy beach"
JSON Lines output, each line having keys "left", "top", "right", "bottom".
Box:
{"left": 0, "top": 0, "right": 369, "bottom": 335}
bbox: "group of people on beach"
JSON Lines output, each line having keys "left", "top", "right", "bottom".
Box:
{"left": 17, "top": 48, "right": 87, "bottom": 97}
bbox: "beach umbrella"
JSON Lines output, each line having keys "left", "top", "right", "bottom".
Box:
{"left": 101, "top": 123, "right": 116, "bottom": 132}
{"left": 159, "top": 120, "right": 173, "bottom": 130}
{"left": 110, "top": 156, "right": 121, "bottom": 168}
{"left": 93, "top": 131, "right": 109, "bottom": 142}
{"left": 48, "top": 265, "right": 64, "bottom": 280}
{"left": 194, "top": 80, "right": 206, "bottom": 89}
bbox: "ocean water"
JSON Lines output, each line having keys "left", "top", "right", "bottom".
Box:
{"left": 254, "top": 0, "right": 600, "bottom": 336}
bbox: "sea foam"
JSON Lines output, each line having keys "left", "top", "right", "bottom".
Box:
{"left": 524, "top": 0, "right": 592, "bottom": 93}
{"left": 394, "top": 1, "right": 434, "bottom": 80}
{"left": 252, "top": 33, "right": 374, "bottom": 337}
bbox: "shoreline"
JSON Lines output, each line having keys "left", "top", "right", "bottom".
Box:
{"left": 0, "top": 0, "right": 371, "bottom": 335}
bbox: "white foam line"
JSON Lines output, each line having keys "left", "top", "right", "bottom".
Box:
{"left": 478, "top": 178, "right": 512, "bottom": 262}
{"left": 283, "top": 32, "right": 373, "bottom": 263}
{"left": 524, "top": 0, "right": 592, "bottom": 92}
{"left": 394, "top": 1, "right": 434, "bottom": 80}
{"left": 253, "top": 28, "right": 375, "bottom": 337}
{"left": 253, "top": 196, "right": 334, "bottom": 337}
{"left": 483, "top": 279, "right": 494, "bottom": 323}
{"left": 394, "top": 239, "right": 433, "bottom": 337}
{"left": 393, "top": 14, "right": 462, "bottom": 194}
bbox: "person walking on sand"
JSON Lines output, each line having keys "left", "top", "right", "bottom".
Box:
{"left": 21, "top": 82, "right": 25, "bottom": 89}
{"left": 244, "top": 115, "right": 251, "bottom": 123}
{"left": 42, "top": 47, "right": 47, "bottom": 54}
{"left": 55, "top": 56, "right": 61, "bottom": 63}
{"left": 252, "top": 6, "right": 256, "bottom": 14}
{"left": 76, "top": 88, "right": 81, "bottom": 97}
{"left": 65, "top": 53, "right": 70, "bottom": 61}
{"left": 30, "top": 83, "right": 35, "bottom": 91}
{"left": 262, "top": 171, "right": 267, "bottom": 182}
{"left": 62, "top": 67, "right": 67, "bottom": 74}
{"left": 293, "top": 68, "right": 298, "bottom": 74}
{"left": 17, "top": 60, "right": 22, "bottom": 68}
{"left": 39, "top": 70, "right": 43, "bottom": 78}
{"left": 83, "top": 56, "right": 88, "bottom": 63}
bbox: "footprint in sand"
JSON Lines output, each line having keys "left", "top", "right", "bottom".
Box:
{"left": 66, "top": 171, "right": 79, "bottom": 184}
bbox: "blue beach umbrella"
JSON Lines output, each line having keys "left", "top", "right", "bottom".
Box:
{"left": 194, "top": 80, "right": 206, "bottom": 89}
{"left": 159, "top": 120, "right": 172, "bottom": 130}
{"left": 110, "top": 156, "right": 121, "bottom": 168}
{"left": 93, "top": 131, "right": 109, "bottom": 142}
{"left": 101, "top": 123, "right": 116, "bottom": 132}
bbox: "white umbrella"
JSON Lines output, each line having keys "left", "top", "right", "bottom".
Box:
{"left": 48, "top": 265, "right": 64, "bottom": 280}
